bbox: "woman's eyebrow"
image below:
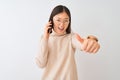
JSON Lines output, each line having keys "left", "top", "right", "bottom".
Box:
{"left": 58, "top": 18, "right": 69, "bottom": 20}
{"left": 64, "top": 18, "right": 69, "bottom": 19}
{"left": 55, "top": 17, "right": 69, "bottom": 20}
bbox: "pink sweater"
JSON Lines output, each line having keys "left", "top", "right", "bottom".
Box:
{"left": 36, "top": 31, "right": 82, "bottom": 80}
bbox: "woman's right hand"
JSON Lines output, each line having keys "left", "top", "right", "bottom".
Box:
{"left": 43, "top": 21, "right": 52, "bottom": 39}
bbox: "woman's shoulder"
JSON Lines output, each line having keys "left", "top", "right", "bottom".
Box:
{"left": 65, "top": 32, "right": 76, "bottom": 39}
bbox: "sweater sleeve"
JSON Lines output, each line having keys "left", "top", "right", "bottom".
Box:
{"left": 35, "top": 36, "right": 49, "bottom": 68}
{"left": 71, "top": 33, "right": 82, "bottom": 50}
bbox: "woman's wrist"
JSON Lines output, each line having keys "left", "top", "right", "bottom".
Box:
{"left": 87, "top": 35, "right": 98, "bottom": 42}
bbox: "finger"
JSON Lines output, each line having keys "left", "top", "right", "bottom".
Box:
{"left": 45, "top": 23, "right": 52, "bottom": 30}
{"left": 81, "top": 39, "right": 88, "bottom": 51}
{"left": 44, "top": 26, "right": 50, "bottom": 31}
{"left": 89, "top": 42, "right": 98, "bottom": 53}
{"left": 44, "top": 26, "right": 52, "bottom": 34}
{"left": 75, "top": 33, "right": 84, "bottom": 43}
{"left": 85, "top": 40, "right": 95, "bottom": 52}
{"left": 49, "top": 21, "right": 53, "bottom": 25}
{"left": 93, "top": 44, "right": 100, "bottom": 53}
{"left": 47, "top": 26, "right": 52, "bottom": 29}
{"left": 45, "top": 21, "right": 52, "bottom": 27}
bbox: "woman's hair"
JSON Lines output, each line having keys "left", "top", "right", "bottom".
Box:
{"left": 49, "top": 5, "right": 71, "bottom": 34}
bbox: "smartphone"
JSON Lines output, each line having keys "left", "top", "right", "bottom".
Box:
{"left": 48, "top": 20, "right": 53, "bottom": 34}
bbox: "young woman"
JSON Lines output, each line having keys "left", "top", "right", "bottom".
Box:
{"left": 35, "top": 5, "right": 100, "bottom": 80}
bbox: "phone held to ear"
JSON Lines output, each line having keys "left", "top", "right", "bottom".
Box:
{"left": 48, "top": 21, "right": 53, "bottom": 34}
{"left": 48, "top": 27, "right": 52, "bottom": 33}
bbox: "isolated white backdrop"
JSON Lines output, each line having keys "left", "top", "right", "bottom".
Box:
{"left": 0, "top": 0, "right": 120, "bottom": 80}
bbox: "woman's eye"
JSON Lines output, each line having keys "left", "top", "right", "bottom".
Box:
{"left": 57, "top": 20, "right": 60, "bottom": 22}
{"left": 65, "top": 20, "right": 69, "bottom": 22}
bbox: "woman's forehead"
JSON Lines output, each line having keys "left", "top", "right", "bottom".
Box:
{"left": 53, "top": 12, "right": 69, "bottom": 19}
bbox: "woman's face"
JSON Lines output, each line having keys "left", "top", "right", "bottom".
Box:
{"left": 53, "top": 12, "right": 69, "bottom": 35}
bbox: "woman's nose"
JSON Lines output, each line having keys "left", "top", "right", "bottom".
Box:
{"left": 59, "top": 22, "right": 64, "bottom": 26}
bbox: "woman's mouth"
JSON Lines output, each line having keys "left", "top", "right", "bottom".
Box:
{"left": 58, "top": 27, "right": 64, "bottom": 31}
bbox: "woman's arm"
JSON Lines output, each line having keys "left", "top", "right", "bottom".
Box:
{"left": 35, "top": 21, "right": 52, "bottom": 68}
{"left": 35, "top": 36, "right": 49, "bottom": 68}
{"left": 72, "top": 33, "right": 100, "bottom": 53}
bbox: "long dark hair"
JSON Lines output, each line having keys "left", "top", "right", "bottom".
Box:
{"left": 49, "top": 5, "right": 71, "bottom": 34}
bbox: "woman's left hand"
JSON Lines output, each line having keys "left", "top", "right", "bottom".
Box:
{"left": 81, "top": 38, "right": 100, "bottom": 53}
{"left": 75, "top": 34, "right": 100, "bottom": 53}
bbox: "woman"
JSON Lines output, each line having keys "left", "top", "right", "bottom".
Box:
{"left": 35, "top": 5, "right": 100, "bottom": 80}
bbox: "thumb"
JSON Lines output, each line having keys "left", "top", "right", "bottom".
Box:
{"left": 75, "top": 33, "right": 84, "bottom": 43}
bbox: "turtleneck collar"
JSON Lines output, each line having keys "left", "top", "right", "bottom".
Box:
{"left": 51, "top": 29, "right": 67, "bottom": 36}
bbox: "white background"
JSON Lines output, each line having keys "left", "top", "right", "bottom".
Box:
{"left": 0, "top": 0, "right": 120, "bottom": 80}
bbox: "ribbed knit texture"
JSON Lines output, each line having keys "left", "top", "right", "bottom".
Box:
{"left": 36, "top": 31, "right": 82, "bottom": 80}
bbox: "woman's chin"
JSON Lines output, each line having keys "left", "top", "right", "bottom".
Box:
{"left": 54, "top": 29, "right": 66, "bottom": 35}
{"left": 57, "top": 31, "right": 65, "bottom": 35}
